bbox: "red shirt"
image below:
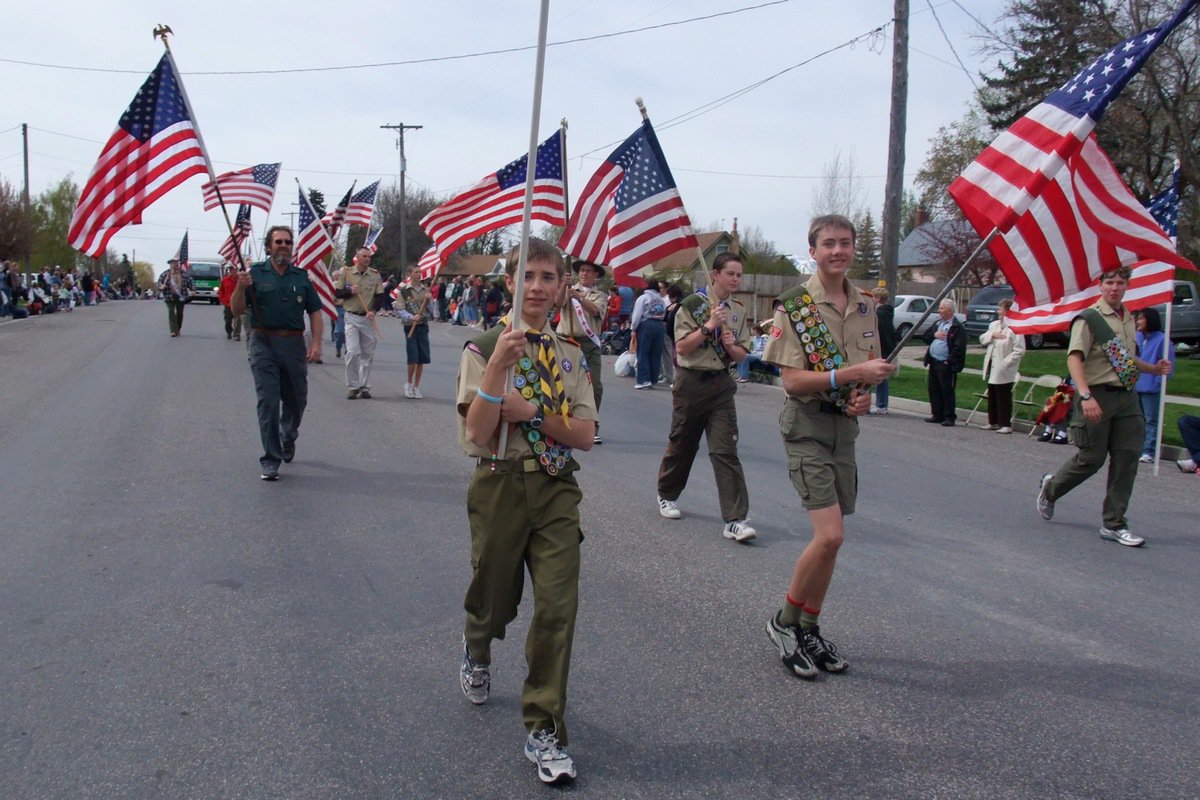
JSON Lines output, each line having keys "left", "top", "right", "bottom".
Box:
{"left": 217, "top": 273, "right": 237, "bottom": 307}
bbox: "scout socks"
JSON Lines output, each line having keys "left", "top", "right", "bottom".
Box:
{"left": 799, "top": 606, "right": 821, "bottom": 631}
{"left": 780, "top": 594, "right": 805, "bottom": 627}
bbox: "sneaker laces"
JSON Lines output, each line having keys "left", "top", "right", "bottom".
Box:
{"left": 530, "top": 730, "right": 567, "bottom": 760}
{"left": 804, "top": 627, "right": 839, "bottom": 659}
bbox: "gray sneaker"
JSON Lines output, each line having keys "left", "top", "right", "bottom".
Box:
{"left": 765, "top": 611, "right": 818, "bottom": 679}
{"left": 1099, "top": 527, "right": 1145, "bottom": 547}
{"left": 1037, "top": 473, "right": 1055, "bottom": 520}
{"left": 459, "top": 638, "right": 490, "bottom": 705}
{"left": 524, "top": 729, "right": 576, "bottom": 784}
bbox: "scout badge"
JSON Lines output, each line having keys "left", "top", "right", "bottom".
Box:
{"left": 1078, "top": 308, "right": 1138, "bottom": 390}
{"left": 781, "top": 291, "right": 855, "bottom": 408}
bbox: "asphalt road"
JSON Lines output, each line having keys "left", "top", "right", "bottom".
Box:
{"left": 2, "top": 300, "right": 1197, "bottom": 799}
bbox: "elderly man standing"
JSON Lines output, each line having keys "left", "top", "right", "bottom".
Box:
{"left": 231, "top": 226, "right": 324, "bottom": 481}
{"left": 1036, "top": 267, "right": 1172, "bottom": 547}
{"left": 334, "top": 248, "right": 383, "bottom": 399}
{"left": 922, "top": 298, "right": 967, "bottom": 427}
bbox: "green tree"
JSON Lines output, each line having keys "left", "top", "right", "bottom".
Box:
{"left": 371, "top": 184, "right": 441, "bottom": 274}
{"left": 308, "top": 189, "right": 326, "bottom": 217}
{"left": 851, "top": 210, "right": 881, "bottom": 279}
{"left": 0, "top": 178, "right": 33, "bottom": 264}
{"left": 30, "top": 177, "right": 82, "bottom": 271}
{"left": 914, "top": 104, "right": 993, "bottom": 218}
{"left": 738, "top": 223, "right": 797, "bottom": 275}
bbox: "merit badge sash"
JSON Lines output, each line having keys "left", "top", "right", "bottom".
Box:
{"left": 782, "top": 292, "right": 853, "bottom": 407}
{"left": 1079, "top": 308, "right": 1138, "bottom": 391}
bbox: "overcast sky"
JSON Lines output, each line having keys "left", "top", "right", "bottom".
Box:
{"left": 0, "top": 0, "right": 1009, "bottom": 269}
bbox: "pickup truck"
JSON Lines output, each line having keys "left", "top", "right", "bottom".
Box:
{"left": 1153, "top": 280, "right": 1200, "bottom": 347}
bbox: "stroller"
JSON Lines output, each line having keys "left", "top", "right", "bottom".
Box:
{"left": 1034, "top": 379, "right": 1074, "bottom": 443}
{"left": 600, "top": 325, "right": 631, "bottom": 355}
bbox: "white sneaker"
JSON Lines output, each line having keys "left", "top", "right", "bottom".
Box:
{"left": 1177, "top": 458, "right": 1197, "bottom": 473}
{"left": 411, "top": 385, "right": 423, "bottom": 399}
{"left": 1138, "top": 454, "right": 1154, "bottom": 464}
{"left": 634, "top": 382, "right": 652, "bottom": 390}
{"left": 404, "top": 383, "right": 415, "bottom": 399}
{"left": 997, "top": 426, "right": 1013, "bottom": 434}
{"left": 657, "top": 496, "right": 682, "bottom": 519}
{"left": 524, "top": 729, "right": 576, "bottom": 784}
{"left": 1099, "top": 526, "right": 1145, "bottom": 547}
{"left": 980, "top": 424, "right": 999, "bottom": 430}
{"left": 722, "top": 519, "right": 757, "bottom": 542}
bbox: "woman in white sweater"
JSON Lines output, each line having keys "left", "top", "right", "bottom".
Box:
{"left": 978, "top": 298, "right": 1026, "bottom": 433}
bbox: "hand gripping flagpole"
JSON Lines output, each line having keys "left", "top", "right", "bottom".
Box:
{"left": 497, "top": 0, "right": 552, "bottom": 459}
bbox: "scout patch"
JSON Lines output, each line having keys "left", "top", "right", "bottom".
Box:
{"left": 782, "top": 292, "right": 853, "bottom": 408}
{"left": 562, "top": 358, "right": 573, "bottom": 373}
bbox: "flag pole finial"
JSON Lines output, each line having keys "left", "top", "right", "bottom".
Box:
{"left": 153, "top": 24, "right": 173, "bottom": 50}
{"left": 635, "top": 97, "right": 648, "bottom": 121}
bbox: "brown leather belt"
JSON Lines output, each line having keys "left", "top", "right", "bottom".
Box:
{"left": 252, "top": 328, "right": 304, "bottom": 337}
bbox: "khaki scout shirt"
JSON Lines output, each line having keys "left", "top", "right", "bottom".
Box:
{"left": 455, "top": 327, "right": 598, "bottom": 459}
{"left": 674, "top": 293, "right": 751, "bottom": 371}
{"left": 556, "top": 283, "right": 607, "bottom": 341}
{"left": 1068, "top": 298, "right": 1136, "bottom": 389}
{"left": 400, "top": 283, "right": 431, "bottom": 324}
{"left": 335, "top": 266, "right": 383, "bottom": 315}
{"left": 762, "top": 274, "right": 879, "bottom": 402}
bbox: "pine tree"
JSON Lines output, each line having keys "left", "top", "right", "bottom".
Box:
{"left": 851, "top": 210, "right": 881, "bottom": 279}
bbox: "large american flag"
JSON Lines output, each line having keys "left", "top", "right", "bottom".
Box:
{"left": 949, "top": 0, "right": 1196, "bottom": 317}
{"left": 420, "top": 129, "right": 565, "bottom": 261}
{"left": 322, "top": 184, "right": 354, "bottom": 239}
{"left": 295, "top": 186, "right": 337, "bottom": 320}
{"left": 68, "top": 54, "right": 208, "bottom": 258}
{"left": 219, "top": 204, "right": 253, "bottom": 265}
{"left": 1146, "top": 161, "right": 1181, "bottom": 240}
{"left": 174, "top": 230, "right": 189, "bottom": 270}
{"left": 345, "top": 180, "right": 381, "bottom": 227}
{"left": 200, "top": 162, "right": 280, "bottom": 214}
{"left": 559, "top": 119, "right": 698, "bottom": 282}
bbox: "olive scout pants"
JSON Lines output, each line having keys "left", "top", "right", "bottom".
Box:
{"left": 579, "top": 338, "right": 603, "bottom": 412}
{"left": 1046, "top": 387, "right": 1143, "bottom": 530}
{"left": 657, "top": 368, "right": 749, "bottom": 523}
{"left": 464, "top": 461, "right": 583, "bottom": 744}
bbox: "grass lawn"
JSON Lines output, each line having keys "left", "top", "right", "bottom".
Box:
{"left": 961, "top": 349, "right": 1200, "bottom": 397}
{"left": 885, "top": 364, "right": 1193, "bottom": 448}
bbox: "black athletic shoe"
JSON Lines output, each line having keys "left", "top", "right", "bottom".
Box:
{"left": 260, "top": 465, "right": 280, "bottom": 481}
{"left": 798, "top": 625, "right": 848, "bottom": 673}
{"left": 765, "top": 611, "right": 818, "bottom": 679}
{"left": 282, "top": 442, "right": 295, "bottom": 463}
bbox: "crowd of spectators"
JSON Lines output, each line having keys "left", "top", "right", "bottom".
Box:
{"left": 1, "top": 261, "right": 144, "bottom": 320}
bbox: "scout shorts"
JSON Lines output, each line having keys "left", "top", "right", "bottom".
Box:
{"left": 780, "top": 398, "right": 859, "bottom": 514}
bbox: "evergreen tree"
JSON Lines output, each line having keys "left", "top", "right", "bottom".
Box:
{"left": 851, "top": 210, "right": 881, "bottom": 279}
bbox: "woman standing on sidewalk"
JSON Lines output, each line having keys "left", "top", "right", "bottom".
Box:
{"left": 1135, "top": 307, "right": 1174, "bottom": 462}
{"left": 978, "top": 298, "right": 1025, "bottom": 433}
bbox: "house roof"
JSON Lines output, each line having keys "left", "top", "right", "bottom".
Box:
{"left": 897, "top": 219, "right": 979, "bottom": 268}
{"left": 647, "top": 231, "right": 733, "bottom": 273}
{"left": 442, "top": 254, "right": 505, "bottom": 277}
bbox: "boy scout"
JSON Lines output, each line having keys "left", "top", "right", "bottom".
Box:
{"left": 655, "top": 253, "right": 756, "bottom": 543}
{"left": 230, "top": 226, "right": 324, "bottom": 481}
{"left": 556, "top": 259, "right": 607, "bottom": 443}
{"left": 762, "top": 214, "right": 894, "bottom": 678}
{"left": 455, "top": 238, "right": 596, "bottom": 785}
{"left": 400, "top": 267, "right": 432, "bottom": 398}
{"left": 333, "top": 248, "right": 383, "bottom": 399}
{"left": 1036, "top": 267, "right": 1172, "bottom": 547}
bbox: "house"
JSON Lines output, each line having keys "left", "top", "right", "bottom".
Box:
{"left": 631, "top": 230, "right": 738, "bottom": 286}
{"left": 897, "top": 219, "right": 982, "bottom": 284}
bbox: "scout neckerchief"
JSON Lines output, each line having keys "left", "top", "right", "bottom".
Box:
{"left": 688, "top": 296, "right": 731, "bottom": 365}
{"left": 781, "top": 290, "right": 854, "bottom": 408}
{"left": 500, "top": 315, "right": 573, "bottom": 476}
{"left": 1078, "top": 307, "right": 1138, "bottom": 390}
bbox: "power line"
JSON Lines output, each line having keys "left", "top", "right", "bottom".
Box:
{"left": 925, "top": 0, "right": 979, "bottom": 91}
{"left": 0, "top": 1, "right": 790, "bottom": 76}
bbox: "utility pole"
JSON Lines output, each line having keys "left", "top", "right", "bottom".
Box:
{"left": 21, "top": 123, "right": 31, "bottom": 274}
{"left": 880, "top": 0, "right": 909, "bottom": 299}
{"left": 380, "top": 122, "right": 423, "bottom": 269}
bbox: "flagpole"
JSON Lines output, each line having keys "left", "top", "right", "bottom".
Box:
{"left": 555, "top": 118, "right": 573, "bottom": 316}
{"left": 884, "top": 227, "right": 1000, "bottom": 363}
{"left": 1153, "top": 284, "right": 1174, "bottom": 476}
{"left": 497, "top": 0, "right": 552, "bottom": 459}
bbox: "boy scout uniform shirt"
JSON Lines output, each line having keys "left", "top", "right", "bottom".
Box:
{"left": 455, "top": 328, "right": 597, "bottom": 459}
{"left": 762, "top": 274, "right": 878, "bottom": 402}
{"left": 673, "top": 294, "right": 752, "bottom": 370}
{"left": 401, "top": 284, "right": 430, "bottom": 324}
{"left": 555, "top": 284, "right": 607, "bottom": 340}
{"left": 1068, "top": 298, "right": 1137, "bottom": 389}
{"left": 335, "top": 266, "right": 382, "bottom": 315}
{"left": 247, "top": 261, "right": 322, "bottom": 330}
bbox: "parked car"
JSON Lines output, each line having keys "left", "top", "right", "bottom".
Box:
{"left": 1151, "top": 280, "right": 1200, "bottom": 347}
{"left": 891, "top": 295, "right": 964, "bottom": 341}
{"left": 964, "top": 285, "right": 1067, "bottom": 350}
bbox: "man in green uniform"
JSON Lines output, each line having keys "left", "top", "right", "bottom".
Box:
{"left": 1036, "top": 267, "right": 1172, "bottom": 547}
{"left": 556, "top": 259, "right": 607, "bottom": 444}
{"left": 333, "top": 248, "right": 383, "bottom": 399}
{"left": 763, "top": 214, "right": 895, "bottom": 678}
{"left": 456, "top": 238, "right": 596, "bottom": 785}
{"left": 655, "top": 253, "right": 756, "bottom": 543}
{"left": 231, "top": 226, "right": 324, "bottom": 481}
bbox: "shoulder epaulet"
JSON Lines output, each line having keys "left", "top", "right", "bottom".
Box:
{"left": 466, "top": 322, "right": 507, "bottom": 361}
{"left": 560, "top": 334, "right": 583, "bottom": 349}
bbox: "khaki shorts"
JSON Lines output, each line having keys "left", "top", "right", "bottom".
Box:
{"left": 780, "top": 397, "right": 859, "bottom": 514}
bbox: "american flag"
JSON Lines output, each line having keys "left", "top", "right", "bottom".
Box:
{"left": 559, "top": 119, "right": 698, "bottom": 281}
{"left": 295, "top": 186, "right": 337, "bottom": 320}
{"left": 949, "top": 0, "right": 1197, "bottom": 313}
{"left": 68, "top": 54, "right": 208, "bottom": 258}
{"left": 1007, "top": 262, "right": 1179, "bottom": 334}
{"left": 417, "top": 245, "right": 443, "bottom": 281}
{"left": 200, "top": 162, "right": 280, "bottom": 214}
{"left": 364, "top": 226, "right": 383, "bottom": 254}
{"left": 420, "top": 129, "right": 565, "bottom": 261}
{"left": 345, "top": 180, "right": 380, "bottom": 227}
{"left": 1146, "top": 161, "right": 1181, "bottom": 240}
{"left": 322, "top": 183, "right": 355, "bottom": 239}
{"left": 219, "top": 204, "right": 253, "bottom": 264}
{"left": 174, "top": 230, "right": 189, "bottom": 270}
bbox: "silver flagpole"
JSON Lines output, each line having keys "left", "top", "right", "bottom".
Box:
{"left": 497, "top": 0, "right": 552, "bottom": 458}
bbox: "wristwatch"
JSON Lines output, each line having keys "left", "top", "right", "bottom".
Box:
{"left": 529, "top": 407, "right": 545, "bottom": 430}
{"left": 1079, "top": 391, "right": 1092, "bottom": 401}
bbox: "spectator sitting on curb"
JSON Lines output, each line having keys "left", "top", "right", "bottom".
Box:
{"left": 1177, "top": 414, "right": 1200, "bottom": 474}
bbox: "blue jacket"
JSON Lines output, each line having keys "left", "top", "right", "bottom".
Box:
{"left": 1135, "top": 330, "right": 1174, "bottom": 393}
